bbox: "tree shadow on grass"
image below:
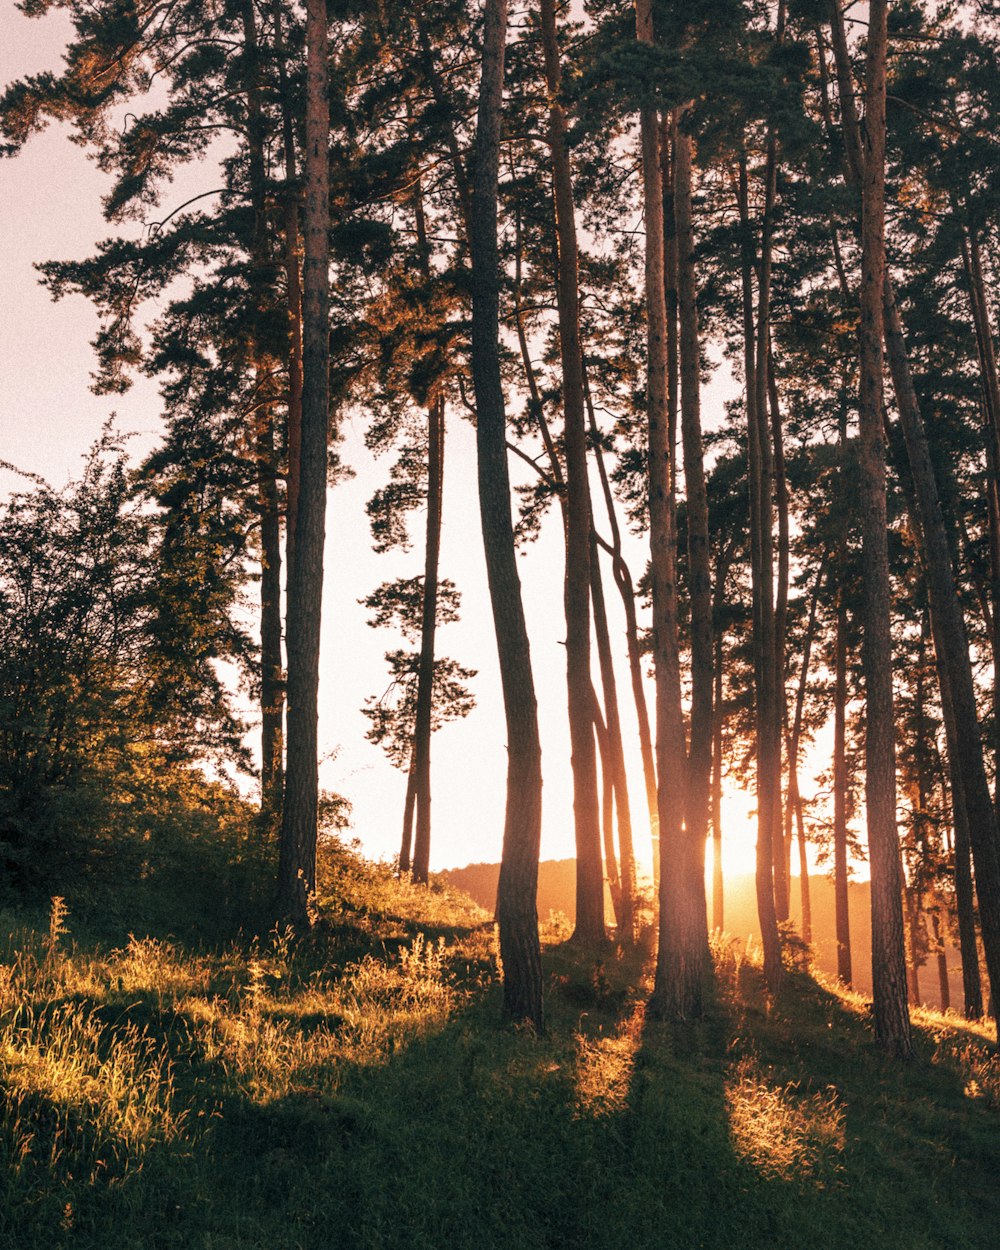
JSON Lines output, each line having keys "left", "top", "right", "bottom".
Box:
{"left": 4, "top": 939, "right": 999, "bottom": 1250}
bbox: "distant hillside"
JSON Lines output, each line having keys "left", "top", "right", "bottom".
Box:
{"left": 439, "top": 859, "right": 964, "bottom": 1010}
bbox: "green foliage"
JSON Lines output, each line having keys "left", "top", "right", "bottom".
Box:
{"left": 0, "top": 430, "right": 250, "bottom": 894}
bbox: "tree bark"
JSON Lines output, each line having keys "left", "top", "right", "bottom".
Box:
{"left": 590, "top": 533, "right": 636, "bottom": 939}
{"left": 240, "top": 0, "right": 284, "bottom": 825}
{"left": 277, "top": 0, "right": 330, "bottom": 927}
{"left": 832, "top": 582, "right": 852, "bottom": 986}
{"left": 540, "top": 0, "right": 604, "bottom": 944}
{"left": 410, "top": 390, "right": 445, "bottom": 883}
{"left": 637, "top": 0, "right": 703, "bottom": 1019}
{"left": 737, "top": 151, "right": 783, "bottom": 995}
{"left": 674, "top": 114, "right": 711, "bottom": 960}
{"left": 471, "top": 0, "right": 543, "bottom": 1029}
{"left": 857, "top": 0, "right": 912, "bottom": 1056}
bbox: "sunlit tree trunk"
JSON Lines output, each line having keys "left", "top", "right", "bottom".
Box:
{"left": 637, "top": 0, "right": 704, "bottom": 1019}
{"left": 540, "top": 0, "right": 603, "bottom": 944}
{"left": 277, "top": 0, "right": 330, "bottom": 927}
{"left": 785, "top": 557, "right": 824, "bottom": 947}
{"left": 471, "top": 0, "right": 543, "bottom": 1028}
{"left": 833, "top": 582, "right": 852, "bottom": 986}
{"left": 674, "top": 112, "right": 711, "bottom": 960}
{"left": 737, "top": 151, "right": 783, "bottom": 995}
{"left": 590, "top": 532, "right": 636, "bottom": 939}
{"left": 410, "top": 392, "right": 444, "bottom": 883}
{"left": 587, "top": 383, "right": 659, "bottom": 885}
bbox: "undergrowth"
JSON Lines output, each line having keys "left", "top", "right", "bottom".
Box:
{"left": 0, "top": 843, "right": 997, "bottom": 1249}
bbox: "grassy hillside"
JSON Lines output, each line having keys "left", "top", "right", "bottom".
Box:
{"left": 1, "top": 844, "right": 998, "bottom": 1249}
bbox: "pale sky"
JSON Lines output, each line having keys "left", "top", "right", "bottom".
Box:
{"left": 0, "top": 4, "right": 780, "bottom": 879}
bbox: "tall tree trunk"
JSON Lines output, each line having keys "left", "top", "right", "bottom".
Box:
{"left": 768, "top": 353, "right": 792, "bottom": 900}
{"left": 277, "top": 0, "right": 330, "bottom": 927}
{"left": 737, "top": 151, "right": 783, "bottom": 995}
{"left": 857, "top": 0, "right": 912, "bottom": 1056}
{"left": 931, "top": 910, "right": 951, "bottom": 1013}
{"left": 471, "top": 0, "right": 543, "bottom": 1029}
{"left": 785, "top": 557, "right": 824, "bottom": 946}
{"left": 590, "top": 532, "right": 636, "bottom": 939}
{"left": 593, "top": 695, "right": 622, "bottom": 929}
{"left": 587, "top": 383, "right": 659, "bottom": 881}
{"left": 674, "top": 113, "right": 712, "bottom": 960}
{"left": 962, "top": 231, "right": 1000, "bottom": 794}
{"left": 637, "top": 0, "right": 703, "bottom": 1019}
{"left": 711, "top": 636, "right": 724, "bottom": 932}
{"left": 273, "top": 0, "right": 303, "bottom": 572}
{"left": 832, "top": 583, "right": 853, "bottom": 985}
{"left": 240, "top": 0, "right": 285, "bottom": 824}
{"left": 410, "top": 393, "right": 445, "bottom": 883}
{"left": 540, "top": 0, "right": 604, "bottom": 944}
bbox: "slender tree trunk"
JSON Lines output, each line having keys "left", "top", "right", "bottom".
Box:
{"left": 768, "top": 353, "right": 792, "bottom": 900}
{"left": 593, "top": 696, "right": 622, "bottom": 928}
{"left": 674, "top": 113, "right": 711, "bottom": 961}
{"left": 239, "top": 0, "right": 285, "bottom": 824}
{"left": 590, "top": 532, "right": 636, "bottom": 939}
{"left": 587, "top": 383, "right": 659, "bottom": 881}
{"left": 737, "top": 152, "right": 783, "bottom": 994}
{"left": 277, "top": 0, "right": 330, "bottom": 927}
{"left": 274, "top": 0, "right": 303, "bottom": 571}
{"left": 637, "top": 0, "right": 703, "bottom": 1019}
{"left": 471, "top": 0, "right": 543, "bottom": 1029}
{"left": 931, "top": 910, "right": 951, "bottom": 1012}
{"left": 711, "top": 636, "right": 724, "bottom": 932}
{"left": 857, "top": 0, "right": 912, "bottom": 1056}
{"left": 785, "top": 557, "right": 824, "bottom": 946}
{"left": 962, "top": 232, "right": 1000, "bottom": 793}
{"left": 833, "top": 584, "right": 853, "bottom": 986}
{"left": 540, "top": 0, "right": 603, "bottom": 944}
{"left": 411, "top": 392, "right": 444, "bottom": 883}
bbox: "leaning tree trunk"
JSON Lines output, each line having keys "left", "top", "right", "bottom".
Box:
{"left": 410, "top": 390, "right": 444, "bottom": 884}
{"left": 470, "top": 0, "right": 543, "bottom": 1029}
{"left": 857, "top": 0, "right": 912, "bottom": 1057}
{"left": 637, "top": 0, "right": 703, "bottom": 1020}
{"left": 540, "top": 0, "right": 604, "bottom": 944}
{"left": 590, "top": 532, "right": 637, "bottom": 940}
{"left": 277, "top": 0, "right": 330, "bottom": 927}
{"left": 587, "top": 384, "right": 660, "bottom": 881}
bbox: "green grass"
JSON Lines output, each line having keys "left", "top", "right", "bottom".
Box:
{"left": 0, "top": 846, "right": 997, "bottom": 1249}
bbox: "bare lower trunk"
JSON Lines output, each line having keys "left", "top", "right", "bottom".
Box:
{"left": 471, "top": 0, "right": 543, "bottom": 1028}
{"left": 399, "top": 752, "right": 416, "bottom": 874}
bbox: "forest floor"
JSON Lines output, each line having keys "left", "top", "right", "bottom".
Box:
{"left": 1, "top": 843, "right": 998, "bottom": 1250}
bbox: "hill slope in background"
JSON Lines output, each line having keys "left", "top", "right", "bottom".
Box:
{"left": 439, "top": 860, "right": 964, "bottom": 1010}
